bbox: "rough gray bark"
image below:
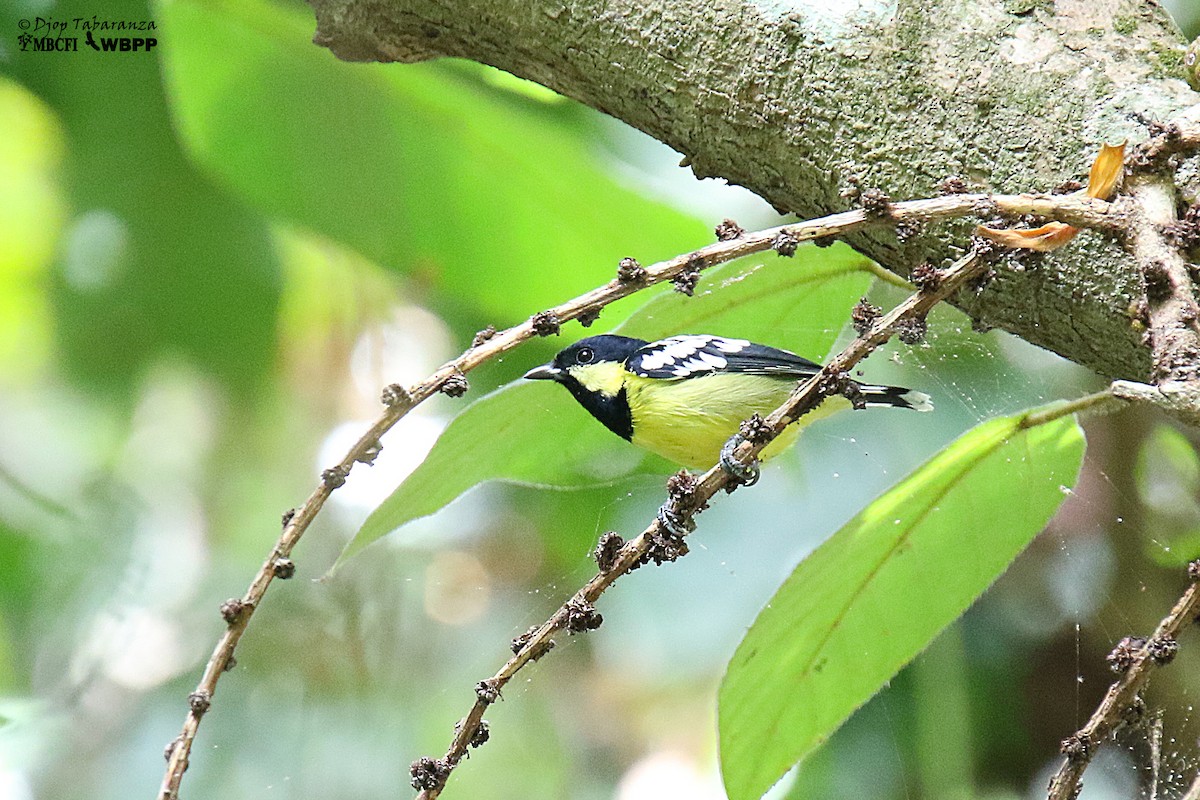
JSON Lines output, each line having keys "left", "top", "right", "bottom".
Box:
{"left": 308, "top": 0, "right": 1199, "bottom": 380}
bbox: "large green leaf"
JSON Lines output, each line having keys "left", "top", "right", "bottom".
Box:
{"left": 338, "top": 382, "right": 652, "bottom": 563}
{"left": 341, "top": 245, "right": 874, "bottom": 561}
{"left": 718, "top": 406, "right": 1086, "bottom": 800}
{"left": 156, "top": 0, "right": 706, "bottom": 319}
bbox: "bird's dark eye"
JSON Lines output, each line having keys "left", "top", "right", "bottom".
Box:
{"left": 576, "top": 347, "right": 595, "bottom": 364}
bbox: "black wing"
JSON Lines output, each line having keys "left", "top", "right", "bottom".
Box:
{"left": 626, "top": 335, "right": 821, "bottom": 380}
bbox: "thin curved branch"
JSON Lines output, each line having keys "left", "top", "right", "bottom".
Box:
{"left": 411, "top": 252, "right": 1131, "bottom": 798}
{"left": 1046, "top": 562, "right": 1200, "bottom": 800}
{"left": 1183, "top": 765, "right": 1200, "bottom": 800}
{"left": 411, "top": 249, "right": 994, "bottom": 798}
{"left": 1111, "top": 379, "right": 1200, "bottom": 427}
{"left": 156, "top": 190, "right": 1119, "bottom": 799}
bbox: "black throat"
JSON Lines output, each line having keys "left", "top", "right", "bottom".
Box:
{"left": 559, "top": 378, "right": 633, "bottom": 441}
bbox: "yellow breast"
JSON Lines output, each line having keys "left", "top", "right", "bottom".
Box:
{"left": 624, "top": 373, "right": 841, "bottom": 469}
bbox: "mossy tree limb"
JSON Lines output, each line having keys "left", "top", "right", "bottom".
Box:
{"left": 308, "top": 0, "right": 1199, "bottom": 379}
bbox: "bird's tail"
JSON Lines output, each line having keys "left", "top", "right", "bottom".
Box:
{"left": 859, "top": 384, "right": 933, "bottom": 412}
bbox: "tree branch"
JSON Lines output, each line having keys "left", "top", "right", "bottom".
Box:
{"left": 1127, "top": 176, "right": 1200, "bottom": 384}
{"left": 1183, "top": 766, "right": 1200, "bottom": 800}
{"left": 154, "top": 185, "right": 1138, "bottom": 798}
{"left": 410, "top": 248, "right": 1133, "bottom": 798}
{"left": 1040, "top": 133, "right": 1200, "bottom": 800}
{"left": 1046, "top": 561, "right": 1200, "bottom": 800}
{"left": 308, "top": 0, "right": 1200, "bottom": 381}
{"left": 410, "top": 248, "right": 1001, "bottom": 798}
{"left": 161, "top": 189, "right": 1094, "bottom": 798}
{"left": 1102, "top": 141, "right": 1200, "bottom": 426}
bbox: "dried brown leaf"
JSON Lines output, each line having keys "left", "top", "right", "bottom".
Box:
{"left": 1087, "top": 142, "right": 1126, "bottom": 200}
{"left": 974, "top": 222, "right": 1081, "bottom": 252}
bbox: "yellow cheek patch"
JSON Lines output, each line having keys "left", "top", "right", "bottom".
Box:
{"left": 568, "top": 361, "right": 627, "bottom": 396}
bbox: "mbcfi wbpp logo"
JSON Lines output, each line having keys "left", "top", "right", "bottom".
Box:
{"left": 83, "top": 29, "right": 157, "bottom": 52}
{"left": 16, "top": 15, "right": 158, "bottom": 53}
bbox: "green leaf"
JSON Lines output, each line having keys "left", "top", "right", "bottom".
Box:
{"left": 618, "top": 251, "right": 875, "bottom": 344}
{"left": 340, "top": 382, "right": 652, "bottom": 563}
{"left": 718, "top": 406, "right": 1086, "bottom": 800}
{"left": 341, "top": 245, "right": 873, "bottom": 562}
{"left": 156, "top": 0, "right": 706, "bottom": 319}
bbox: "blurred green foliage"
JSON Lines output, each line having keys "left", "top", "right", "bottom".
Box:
{"left": 160, "top": 0, "right": 706, "bottom": 321}
{"left": 1136, "top": 424, "right": 1200, "bottom": 566}
{"left": 1, "top": 1, "right": 1199, "bottom": 800}
{"left": 7, "top": 0, "right": 280, "bottom": 396}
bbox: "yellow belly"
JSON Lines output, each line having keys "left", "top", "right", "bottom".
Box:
{"left": 625, "top": 373, "right": 844, "bottom": 469}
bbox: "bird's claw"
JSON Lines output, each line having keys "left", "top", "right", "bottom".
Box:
{"left": 656, "top": 504, "right": 693, "bottom": 538}
{"left": 720, "top": 434, "right": 760, "bottom": 487}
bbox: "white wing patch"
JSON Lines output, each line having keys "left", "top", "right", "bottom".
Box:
{"left": 630, "top": 335, "right": 752, "bottom": 379}
{"left": 712, "top": 338, "right": 749, "bottom": 353}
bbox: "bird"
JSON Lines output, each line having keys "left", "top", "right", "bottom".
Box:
{"left": 523, "top": 333, "right": 931, "bottom": 473}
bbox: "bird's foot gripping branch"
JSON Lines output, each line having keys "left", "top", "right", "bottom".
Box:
{"left": 719, "top": 428, "right": 763, "bottom": 487}
{"left": 160, "top": 131, "right": 1200, "bottom": 800}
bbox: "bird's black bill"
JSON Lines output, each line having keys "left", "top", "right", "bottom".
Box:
{"left": 523, "top": 364, "right": 562, "bottom": 381}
